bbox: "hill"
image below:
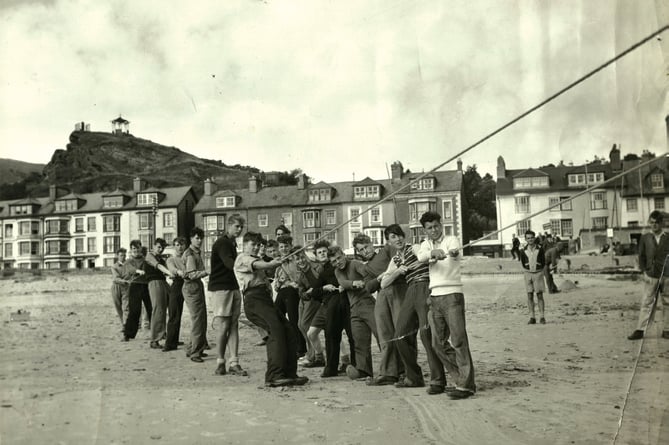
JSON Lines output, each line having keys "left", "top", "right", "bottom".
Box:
{"left": 0, "top": 158, "right": 45, "bottom": 185}
{"left": 0, "top": 131, "right": 291, "bottom": 199}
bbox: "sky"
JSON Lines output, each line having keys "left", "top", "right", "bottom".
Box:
{"left": 0, "top": 0, "right": 667, "bottom": 183}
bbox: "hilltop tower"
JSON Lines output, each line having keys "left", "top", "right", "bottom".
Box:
{"left": 111, "top": 115, "right": 130, "bottom": 135}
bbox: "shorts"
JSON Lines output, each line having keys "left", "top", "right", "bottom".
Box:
{"left": 211, "top": 289, "right": 242, "bottom": 319}
{"left": 524, "top": 271, "right": 545, "bottom": 294}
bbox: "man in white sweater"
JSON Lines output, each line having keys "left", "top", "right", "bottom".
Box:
{"left": 416, "top": 211, "right": 476, "bottom": 399}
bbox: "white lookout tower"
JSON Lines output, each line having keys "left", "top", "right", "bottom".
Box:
{"left": 111, "top": 115, "right": 130, "bottom": 135}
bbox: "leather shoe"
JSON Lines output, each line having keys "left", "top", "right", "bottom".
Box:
{"left": 162, "top": 346, "right": 177, "bottom": 352}
{"left": 395, "top": 379, "right": 425, "bottom": 388}
{"left": 539, "top": 317, "right": 546, "bottom": 324}
{"left": 447, "top": 389, "right": 474, "bottom": 400}
{"left": 200, "top": 352, "right": 209, "bottom": 358}
{"left": 662, "top": 331, "right": 669, "bottom": 339}
{"left": 426, "top": 385, "right": 445, "bottom": 395}
{"left": 291, "top": 375, "right": 309, "bottom": 386}
{"left": 346, "top": 365, "right": 362, "bottom": 380}
{"left": 150, "top": 341, "right": 161, "bottom": 349}
{"left": 627, "top": 330, "right": 644, "bottom": 340}
{"left": 265, "top": 378, "right": 293, "bottom": 388}
{"left": 190, "top": 356, "right": 204, "bottom": 363}
{"left": 214, "top": 363, "right": 227, "bottom": 375}
{"left": 528, "top": 317, "right": 536, "bottom": 325}
{"left": 321, "top": 369, "right": 338, "bottom": 378}
{"left": 367, "top": 375, "right": 398, "bottom": 386}
{"left": 302, "top": 358, "right": 326, "bottom": 368}
{"left": 228, "top": 364, "right": 248, "bottom": 376}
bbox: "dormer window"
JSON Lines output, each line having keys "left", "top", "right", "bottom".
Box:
{"left": 103, "top": 197, "right": 124, "bottom": 209}
{"left": 137, "top": 193, "right": 158, "bottom": 206}
{"left": 10, "top": 204, "right": 33, "bottom": 215}
{"left": 353, "top": 185, "right": 380, "bottom": 199}
{"left": 651, "top": 174, "right": 664, "bottom": 190}
{"left": 55, "top": 199, "right": 78, "bottom": 212}
{"left": 410, "top": 178, "right": 434, "bottom": 190}
{"left": 513, "top": 176, "right": 549, "bottom": 189}
{"left": 567, "top": 172, "right": 604, "bottom": 187}
{"left": 309, "top": 189, "right": 331, "bottom": 202}
{"left": 216, "top": 196, "right": 235, "bottom": 208}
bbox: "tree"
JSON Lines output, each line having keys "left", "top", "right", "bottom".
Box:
{"left": 462, "top": 165, "right": 497, "bottom": 244}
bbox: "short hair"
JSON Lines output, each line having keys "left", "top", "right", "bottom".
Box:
{"left": 277, "top": 234, "right": 293, "bottom": 245}
{"left": 313, "top": 239, "right": 331, "bottom": 251}
{"left": 419, "top": 211, "right": 441, "bottom": 227}
{"left": 173, "top": 236, "right": 187, "bottom": 246}
{"left": 384, "top": 224, "right": 405, "bottom": 240}
{"left": 116, "top": 247, "right": 127, "bottom": 255}
{"left": 524, "top": 230, "right": 536, "bottom": 237}
{"left": 154, "top": 238, "right": 167, "bottom": 248}
{"left": 129, "top": 239, "right": 142, "bottom": 249}
{"left": 258, "top": 237, "right": 268, "bottom": 246}
{"left": 649, "top": 210, "right": 664, "bottom": 223}
{"left": 327, "top": 245, "right": 344, "bottom": 258}
{"left": 243, "top": 231, "right": 263, "bottom": 244}
{"left": 352, "top": 233, "right": 371, "bottom": 247}
{"left": 275, "top": 224, "right": 291, "bottom": 236}
{"left": 228, "top": 214, "right": 245, "bottom": 226}
{"left": 267, "top": 239, "right": 279, "bottom": 249}
{"left": 190, "top": 227, "right": 204, "bottom": 238}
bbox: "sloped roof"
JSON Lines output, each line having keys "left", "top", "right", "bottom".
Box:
{"left": 497, "top": 163, "right": 615, "bottom": 195}
{"left": 512, "top": 168, "right": 549, "bottom": 178}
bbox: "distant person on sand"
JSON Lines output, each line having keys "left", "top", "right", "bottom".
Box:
{"left": 145, "top": 238, "right": 173, "bottom": 350}
{"left": 519, "top": 230, "right": 547, "bottom": 325}
{"left": 164, "top": 237, "right": 187, "bottom": 352}
{"left": 182, "top": 227, "right": 209, "bottom": 363}
{"left": 628, "top": 210, "right": 669, "bottom": 341}
{"left": 111, "top": 247, "right": 129, "bottom": 331}
{"left": 511, "top": 234, "right": 520, "bottom": 260}
{"left": 544, "top": 240, "right": 561, "bottom": 294}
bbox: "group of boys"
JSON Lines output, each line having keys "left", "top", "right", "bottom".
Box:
{"left": 110, "top": 211, "right": 477, "bottom": 398}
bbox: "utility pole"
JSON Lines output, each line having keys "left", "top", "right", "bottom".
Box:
{"left": 151, "top": 195, "right": 157, "bottom": 245}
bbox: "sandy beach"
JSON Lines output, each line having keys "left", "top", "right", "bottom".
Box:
{"left": 0, "top": 256, "right": 667, "bottom": 445}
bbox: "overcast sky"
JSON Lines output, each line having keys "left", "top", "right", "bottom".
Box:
{"left": 0, "top": 0, "right": 667, "bottom": 183}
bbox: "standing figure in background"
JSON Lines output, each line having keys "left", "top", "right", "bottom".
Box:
{"left": 519, "top": 230, "right": 546, "bottom": 325}
{"left": 182, "top": 227, "right": 209, "bottom": 363}
{"left": 164, "top": 237, "right": 187, "bottom": 352}
{"left": 111, "top": 247, "right": 129, "bottom": 330}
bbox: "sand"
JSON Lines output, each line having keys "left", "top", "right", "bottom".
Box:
{"left": 0, "top": 256, "right": 667, "bottom": 445}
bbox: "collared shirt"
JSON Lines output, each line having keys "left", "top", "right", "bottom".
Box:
{"left": 111, "top": 261, "right": 127, "bottom": 286}
{"left": 182, "top": 246, "right": 207, "bottom": 281}
{"left": 416, "top": 235, "right": 462, "bottom": 296}
{"left": 525, "top": 245, "right": 541, "bottom": 272}
{"left": 334, "top": 259, "right": 374, "bottom": 306}
{"left": 166, "top": 255, "right": 185, "bottom": 278}
{"left": 234, "top": 253, "right": 271, "bottom": 293}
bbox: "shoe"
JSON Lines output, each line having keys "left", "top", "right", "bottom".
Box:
{"left": 447, "top": 389, "right": 474, "bottom": 400}
{"left": 162, "top": 346, "right": 177, "bottom": 352}
{"left": 190, "top": 356, "right": 204, "bottom": 363}
{"left": 395, "top": 379, "right": 425, "bottom": 388}
{"left": 200, "top": 352, "right": 208, "bottom": 358}
{"left": 662, "top": 331, "right": 669, "bottom": 339}
{"left": 346, "top": 365, "right": 362, "bottom": 380}
{"left": 539, "top": 317, "right": 546, "bottom": 324}
{"left": 228, "top": 364, "right": 248, "bottom": 376}
{"left": 321, "top": 369, "right": 338, "bottom": 378}
{"left": 291, "top": 375, "right": 309, "bottom": 386}
{"left": 627, "top": 330, "right": 644, "bottom": 340}
{"left": 338, "top": 363, "right": 349, "bottom": 374}
{"left": 528, "top": 318, "right": 536, "bottom": 325}
{"left": 302, "top": 359, "right": 325, "bottom": 368}
{"left": 366, "top": 376, "right": 398, "bottom": 386}
{"left": 177, "top": 341, "right": 185, "bottom": 346}
{"left": 426, "top": 385, "right": 445, "bottom": 395}
{"left": 214, "top": 363, "right": 227, "bottom": 375}
{"left": 149, "top": 341, "right": 161, "bottom": 349}
{"left": 265, "top": 378, "right": 294, "bottom": 388}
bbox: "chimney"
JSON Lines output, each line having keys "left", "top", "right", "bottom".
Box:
{"left": 249, "top": 175, "right": 260, "bottom": 193}
{"left": 297, "top": 174, "right": 308, "bottom": 190}
{"left": 496, "top": 156, "right": 506, "bottom": 179}
{"left": 49, "top": 184, "right": 57, "bottom": 202}
{"left": 457, "top": 158, "right": 463, "bottom": 172}
{"left": 609, "top": 144, "right": 621, "bottom": 171}
{"left": 390, "top": 161, "right": 403, "bottom": 181}
{"left": 204, "top": 178, "right": 217, "bottom": 196}
{"left": 133, "top": 177, "right": 145, "bottom": 192}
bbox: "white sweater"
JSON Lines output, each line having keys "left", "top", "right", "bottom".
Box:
{"left": 416, "top": 235, "right": 463, "bottom": 296}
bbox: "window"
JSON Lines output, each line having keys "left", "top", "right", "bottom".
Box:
{"left": 46, "top": 240, "right": 69, "bottom": 255}
{"left": 281, "top": 213, "right": 293, "bottom": 227}
{"left": 549, "top": 196, "right": 560, "bottom": 211}
{"left": 258, "top": 214, "right": 268, "bottom": 227}
{"left": 163, "top": 233, "right": 174, "bottom": 245}
{"left": 215, "top": 196, "right": 235, "bottom": 208}
{"left": 320, "top": 189, "right": 330, "bottom": 201}
{"left": 103, "top": 258, "right": 115, "bottom": 267}
{"left": 303, "top": 211, "right": 321, "bottom": 228}
{"left": 514, "top": 196, "right": 530, "bottom": 214}
{"left": 308, "top": 189, "right": 331, "bottom": 202}
{"left": 4, "top": 243, "right": 12, "bottom": 257}
{"left": 550, "top": 219, "right": 561, "bottom": 236}
{"left": 590, "top": 192, "right": 607, "bottom": 210}
{"left": 654, "top": 197, "right": 665, "bottom": 210}
{"left": 561, "top": 219, "right": 573, "bottom": 237}
{"left": 325, "top": 231, "right": 337, "bottom": 244}
{"left": 55, "top": 200, "right": 77, "bottom": 212}
{"left": 410, "top": 227, "right": 424, "bottom": 245}
{"left": 87, "top": 238, "right": 96, "bottom": 253}
{"left": 75, "top": 217, "right": 85, "bottom": 232}
{"left": 349, "top": 208, "right": 361, "bottom": 225}
{"left": 103, "top": 236, "right": 120, "bottom": 254}
{"left": 626, "top": 198, "right": 638, "bottom": 212}
{"left": 19, "top": 242, "right": 39, "bottom": 255}
{"left": 303, "top": 232, "right": 320, "bottom": 244}
{"left": 353, "top": 185, "right": 380, "bottom": 199}
{"left": 592, "top": 217, "right": 608, "bottom": 229}
{"left": 409, "top": 201, "right": 436, "bottom": 221}
{"left": 75, "top": 238, "right": 85, "bottom": 253}
{"left": 370, "top": 207, "right": 382, "bottom": 224}
{"left": 163, "top": 212, "right": 174, "bottom": 228}
{"left": 139, "top": 213, "right": 154, "bottom": 230}
{"left": 139, "top": 234, "right": 154, "bottom": 248}
{"left": 4, "top": 224, "right": 13, "bottom": 238}
{"left": 513, "top": 176, "right": 549, "bottom": 189}
{"left": 651, "top": 174, "right": 664, "bottom": 190}
{"left": 411, "top": 178, "right": 435, "bottom": 190}
{"left": 559, "top": 197, "right": 572, "bottom": 211}
{"left": 364, "top": 228, "right": 383, "bottom": 246}
{"left": 10, "top": 205, "right": 32, "bottom": 215}
{"left": 443, "top": 225, "right": 454, "bottom": 236}
{"left": 567, "top": 172, "right": 604, "bottom": 186}
{"left": 103, "top": 197, "right": 123, "bottom": 208}
{"left": 87, "top": 217, "right": 96, "bottom": 231}
{"left": 18, "top": 221, "right": 38, "bottom": 236}
{"left": 442, "top": 200, "right": 453, "bottom": 221}
{"left": 137, "top": 193, "right": 158, "bottom": 206}
{"left": 325, "top": 209, "right": 336, "bottom": 225}
{"left": 45, "top": 220, "right": 69, "bottom": 234}
{"left": 103, "top": 215, "right": 120, "bottom": 232}
{"left": 204, "top": 215, "right": 226, "bottom": 231}
{"left": 517, "top": 220, "right": 531, "bottom": 234}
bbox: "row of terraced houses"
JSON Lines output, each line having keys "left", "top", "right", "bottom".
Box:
{"left": 2, "top": 145, "right": 667, "bottom": 270}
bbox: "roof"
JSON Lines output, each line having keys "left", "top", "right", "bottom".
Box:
{"left": 513, "top": 168, "right": 549, "bottom": 178}
{"left": 111, "top": 116, "right": 129, "bottom": 124}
